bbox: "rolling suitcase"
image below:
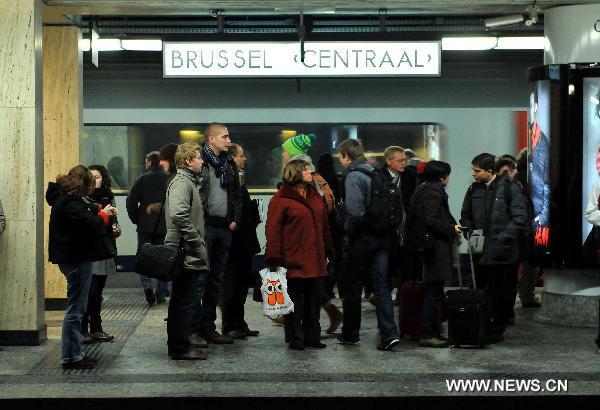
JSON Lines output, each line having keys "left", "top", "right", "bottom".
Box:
{"left": 446, "top": 236, "right": 490, "bottom": 348}
{"left": 398, "top": 268, "right": 445, "bottom": 340}
{"left": 398, "top": 279, "right": 426, "bottom": 340}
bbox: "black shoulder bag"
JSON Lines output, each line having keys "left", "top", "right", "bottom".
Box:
{"left": 135, "top": 187, "right": 185, "bottom": 282}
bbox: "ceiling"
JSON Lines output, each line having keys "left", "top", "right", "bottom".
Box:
{"left": 43, "top": 0, "right": 600, "bottom": 16}
{"left": 42, "top": 0, "right": 598, "bottom": 36}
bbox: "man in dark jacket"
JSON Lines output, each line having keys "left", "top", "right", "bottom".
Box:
{"left": 221, "top": 143, "right": 261, "bottom": 339}
{"left": 126, "top": 151, "right": 170, "bottom": 305}
{"left": 190, "top": 122, "right": 243, "bottom": 345}
{"left": 460, "top": 153, "right": 528, "bottom": 342}
{"left": 336, "top": 139, "right": 401, "bottom": 351}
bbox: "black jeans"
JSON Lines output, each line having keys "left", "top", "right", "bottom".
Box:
{"left": 81, "top": 274, "right": 107, "bottom": 334}
{"left": 168, "top": 269, "right": 207, "bottom": 353}
{"left": 421, "top": 281, "right": 445, "bottom": 338}
{"left": 284, "top": 278, "right": 323, "bottom": 346}
{"left": 221, "top": 249, "right": 253, "bottom": 333}
{"left": 191, "top": 225, "right": 232, "bottom": 335}
{"left": 485, "top": 264, "right": 518, "bottom": 335}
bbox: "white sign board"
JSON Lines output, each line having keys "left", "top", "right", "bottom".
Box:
{"left": 163, "top": 41, "right": 440, "bottom": 77}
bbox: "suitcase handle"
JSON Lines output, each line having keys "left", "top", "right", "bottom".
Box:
{"left": 455, "top": 230, "right": 477, "bottom": 290}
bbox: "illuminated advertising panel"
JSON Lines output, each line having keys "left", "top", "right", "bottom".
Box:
{"left": 582, "top": 78, "right": 600, "bottom": 256}
{"left": 529, "top": 81, "right": 551, "bottom": 250}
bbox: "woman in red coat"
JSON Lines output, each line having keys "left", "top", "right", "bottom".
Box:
{"left": 266, "top": 159, "right": 333, "bottom": 350}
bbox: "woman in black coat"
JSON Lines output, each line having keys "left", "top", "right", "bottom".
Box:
{"left": 81, "top": 165, "right": 121, "bottom": 344}
{"left": 47, "top": 165, "right": 117, "bottom": 369}
{"left": 406, "top": 161, "right": 461, "bottom": 348}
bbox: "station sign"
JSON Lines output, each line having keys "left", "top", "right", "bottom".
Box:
{"left": 163, "top": 41, "right": 440, "bottom": 77}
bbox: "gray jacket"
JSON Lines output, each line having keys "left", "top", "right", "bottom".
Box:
{"left": 344, "top": 159, "right": 374, "bottom": 236}
{"left": 164, "top": 167, "right": 209, "bottom": 272}
{"left": 0, "top": 199, "right": 5, "bottom": 236}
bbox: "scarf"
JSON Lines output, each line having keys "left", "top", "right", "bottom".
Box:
{"left": 426, "top": 181, "right": 449, "bottom": 201}
{"left": 202, "top": 143, "right": 229, "bottom": 188}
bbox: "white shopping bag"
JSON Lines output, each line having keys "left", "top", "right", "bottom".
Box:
{"left": 259, "top": 267, "right": 294, "bottom": 319}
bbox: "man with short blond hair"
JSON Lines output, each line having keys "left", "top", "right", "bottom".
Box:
{"left": 164, "top": 142, "right": 209, "bottom": 360}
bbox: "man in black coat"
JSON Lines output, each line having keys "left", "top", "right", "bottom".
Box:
{"left": 221, "top": 143, "right": 261, "bottom": 339}
{"left": 190, "top": 122, "right": 243, "bottom": 345}
{"left": 126, "top": 151, "right": 170, "bottom": 305}
{"left": 460, "top": 153, "right": 528, "bottom": 342}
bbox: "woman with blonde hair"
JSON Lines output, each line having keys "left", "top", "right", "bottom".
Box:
{"left": 46, "top": 165, "right": 117, "bottom": 369}
{"left": 265, "top": 159, "right": 333, "bottom": 350}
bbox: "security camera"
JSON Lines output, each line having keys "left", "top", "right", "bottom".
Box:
{"left": 208, "top": 9, "right": 223, "bottom": 17}
{"left": 483, "top": 14, "right": 524, "bottom": 28}
{"left": 524, "top": 18, "right": 537, "bottom": 27}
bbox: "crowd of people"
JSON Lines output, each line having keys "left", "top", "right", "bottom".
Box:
{"left": 45, "top": 122, "right": 554, "bottom": 368}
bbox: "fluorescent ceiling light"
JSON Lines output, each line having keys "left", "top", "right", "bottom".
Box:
{"left": 442, "top": 37, "right": 497, "bottom": 51}
{"left": 95, "top": 39, "right": 123, "bottom": 51}
{"left": 81, "top": 39, "right": 163, "bottom": 52}
{"left": 121, "top": 40, "right": 163, "bottom": 51}
{"left": 442, "top": 36, "right": 544, "bottom": 51}
{"left": 496, "top": 36, "right": 545, "bottom": 50}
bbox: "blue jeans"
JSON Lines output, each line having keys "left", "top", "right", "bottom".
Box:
{"left": 59, "top": 262, "right": 92, "bottom": 363}
{"left": 191, "top": 225, "right": 232, "bottom": 335}
{"left": 137, "top": 232, "right": 169, "bottom": 299}
{"left": 341, "top": 234, "right": 398, "bottom": 342}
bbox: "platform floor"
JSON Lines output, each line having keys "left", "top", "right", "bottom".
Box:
{"left": 1, "top": 286, "right": 599, "bottom": 408}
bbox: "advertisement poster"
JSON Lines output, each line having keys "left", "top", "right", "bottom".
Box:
{"left": 529, "top": 81, "right": 551, "bottom": 249}
{"left": 582, "top": 78, "right": 600, "bottom": 247}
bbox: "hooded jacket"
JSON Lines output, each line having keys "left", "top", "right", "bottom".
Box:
{"left": 164, "top": 167, "right": 209, "bottom": 272}
{"left": 46, "top": 182, "right": 110, "bottom": 264}
{"left": 265, "top": 183, "right": 332, "bottom": 279}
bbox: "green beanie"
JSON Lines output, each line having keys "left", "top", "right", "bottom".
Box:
{"left": 282, "top": 133, "right": 316, "bottom": 157}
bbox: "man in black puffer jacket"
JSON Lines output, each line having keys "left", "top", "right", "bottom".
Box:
{"left": 460, "top": 153, "right": 528, "bottom": 343}
{"left": 127, "top": 151, "right": 171, "bottom": 305}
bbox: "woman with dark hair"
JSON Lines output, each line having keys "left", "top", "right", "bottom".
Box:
{"left": 265, "top": 159, "right": 333, "bottom": 350}
{"left": 46, "top": 165, "right": 117, "bottom": 369}
{"left": 406, "top": 160, "right": 461, "bottom": 348}
{"left": 80, "top": 165, "right": 121, "bottom": 344}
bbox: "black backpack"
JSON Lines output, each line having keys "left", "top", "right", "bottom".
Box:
{"left": 353, "top": 167, "right": 404, "bottom": 233}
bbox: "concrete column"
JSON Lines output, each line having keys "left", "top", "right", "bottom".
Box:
{"left": 0, "top": 0, "right": 45, "bottom": 345}
{"left": 544, "top": 4, "right": 600, "bottom": 65}
{"left": 536, "top": 4, "right": 600, "bottom": 327}
{"left": 43, "top": 26, "right": 82, "bottom": 310}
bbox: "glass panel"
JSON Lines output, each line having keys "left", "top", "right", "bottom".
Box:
{"left": 82, "top": 123, "right": 444, "bottom": 192}
{"left": 528, "top": 81, "right": 551, "bottom": 251}
{"left": 582, "top": 78, "right": 600, "bottom": 245}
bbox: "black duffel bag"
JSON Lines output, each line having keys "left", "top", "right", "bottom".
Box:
{"left": 134, "top": 199, "right": 184, "bottom": 282}
{"left": 136, "top": 242, "right": 183, "bottom": 282}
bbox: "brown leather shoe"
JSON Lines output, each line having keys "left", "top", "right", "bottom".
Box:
{"left": 203, "top": 330, "right": 233, "bottom": 344}
{"left": 322, "top": 302, "right": 343, "bottom": 334}
{"left": 223, "top": 329, "right": 247, "bottom": 340}
{"left": 189, "top": 333, "right": 208, "bottom": 348}
{"left": 169, "top": 348, "right": 207, "bottom": 360}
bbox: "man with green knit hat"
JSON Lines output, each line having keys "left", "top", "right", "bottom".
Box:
{"left": 282, "top": 133, "right": 316, "bottom": 162}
